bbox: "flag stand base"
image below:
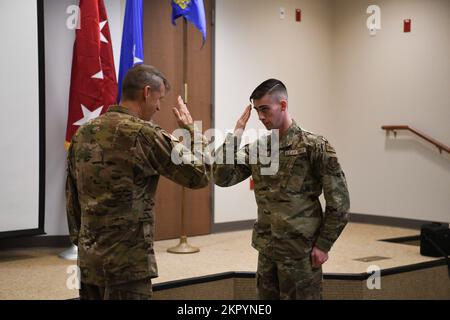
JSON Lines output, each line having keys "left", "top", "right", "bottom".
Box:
{"left": 167, "top": 236, "right": 199, "bottom": 254}
{"left": 58, "top": 244, "right": 78, "bottom": 260}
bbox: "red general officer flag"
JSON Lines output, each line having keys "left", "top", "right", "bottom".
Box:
{"left": 65, "top": 0, "right": 117, "bottom": 148}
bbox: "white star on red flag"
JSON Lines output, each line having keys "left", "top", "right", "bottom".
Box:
{"left": 99, "top": 20, "right": 109, "bottom": 43}
{"left": 65, "top": 0, "right": 117, "bottom": 147}
{"left": 73, "top": 105, "right": 103, "bottom": 126}
{"left": 91, "top": 69, "right": 104, "bottom": 79}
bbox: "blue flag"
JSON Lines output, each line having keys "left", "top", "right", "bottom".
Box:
{"left": 117, "top": 0, "right": 143, "bottom": 102}
{"left": 172, "top": 0, "right": 206, "bottom": 43}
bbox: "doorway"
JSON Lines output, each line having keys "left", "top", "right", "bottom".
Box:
{"left": 143, "top": 0, "right": 214, "bottom": 240}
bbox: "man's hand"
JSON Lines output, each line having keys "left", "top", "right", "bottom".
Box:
{"left": 234, "top": 104, "right": 252, "bottom": 137}
{"left": 172, "top": 96, "right": 193, "bottom": 128}
{"left": 311, "top": 246, "right": 329, "bottom": 268}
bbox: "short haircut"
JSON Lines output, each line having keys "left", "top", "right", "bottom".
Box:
{"left": 122, "top": 64, "right": 171, "bottom": 101}
{"left": 249, "top": 79, "right": 288, "bottom": 102}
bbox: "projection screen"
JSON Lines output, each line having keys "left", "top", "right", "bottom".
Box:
{"left": 0, "top": 0, "right": 45, "bottom": 238}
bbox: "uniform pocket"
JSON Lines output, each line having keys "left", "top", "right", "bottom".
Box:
{"left": 284, "top": 157, "right": 308, "bottom": 193}
{"left": 252, "top": 221, "right": 271, "bottom": 251}
{"left": 289, "top": 217, "right": 322, "bottom": 240}
{"left": 272, "top": 237, "right": 311, "bottom": 260}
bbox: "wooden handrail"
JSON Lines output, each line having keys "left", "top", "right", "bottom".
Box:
{"left": 382, "top": 125, "right": 450, "bottom": 154}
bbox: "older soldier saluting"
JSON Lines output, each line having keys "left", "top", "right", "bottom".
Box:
{"left": 213, "top": 79, "right": 350, "bottom": 300}
{"left": 66, "top": 64, "right": 210, "bottom": 300}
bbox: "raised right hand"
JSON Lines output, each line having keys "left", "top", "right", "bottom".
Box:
{"left": 172, "top": 96, "right": 193, "bottom": 128}
{"left": 234, "top": 104, "right": 252, "bottom": 137}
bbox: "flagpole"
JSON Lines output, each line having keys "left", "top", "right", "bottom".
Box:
{"left": 167, "top": 18, "right": 199, "bottom": 254}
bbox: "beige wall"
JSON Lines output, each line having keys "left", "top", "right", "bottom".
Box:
{"left": 214, "top": 0, "right": 450, "bottom": 224}
{"left": 214, "top": 0, "right": 335, "bottom": 223}
{"left": 332, "top": 0, "right": 450, "bottom": 223}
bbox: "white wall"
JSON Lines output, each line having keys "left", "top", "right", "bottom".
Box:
{"left": 44, "top": 0, "right": 123, "bottom": 235}
{"left": 214, "top": 0, "right": 335, "bottom": 223}
{"left": 332, "top": 0, "right": 450, "bottom": 223}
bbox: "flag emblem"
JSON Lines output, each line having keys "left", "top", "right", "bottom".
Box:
{"left": 172, "top": 0, "right": 206, "bottom": 43}
{"left": 174, "top": 0, "right": 191, "bottom": 10}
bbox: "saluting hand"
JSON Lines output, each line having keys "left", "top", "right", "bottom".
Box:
{"left": 172, "top": 96, "right": 193, "bottom": 128}
{"left": 234, "top": 104, "right": 252, "bottom": 137}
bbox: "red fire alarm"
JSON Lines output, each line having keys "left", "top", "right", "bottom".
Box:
{"left": 249, "top": 177, "right": 254, "bottom": 190}
{"left": 296, "top": 9, "right": 301, "bottom": 22}
{"left": 404, "top": 19, "right": 411, "bottom": 32}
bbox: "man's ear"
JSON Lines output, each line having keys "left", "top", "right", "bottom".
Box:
{"left": 143, "top": 86, "right": 151, "bottom": 100}
{"left": 280, "top": 100, "right": 287, "bottom": 111}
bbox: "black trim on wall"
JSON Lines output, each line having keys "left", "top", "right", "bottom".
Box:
{"left": 349, "top": 213, "right": 448, "bottom": 230}
{"left": 0, "top": 236, "right": 70, "bottom": 250}
{"left": 0, "top": 228, "right": 46, "bottom": 241}
{"left": 212, "top": 219, "right": 254, "bottom": 233}
{"left": 211, "top": 213, "right": 449, "bottom": 233}
{"left": 0, "top": 0, "right": 46, "bottom": 239}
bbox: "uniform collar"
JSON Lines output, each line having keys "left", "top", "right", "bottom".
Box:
{"left": 279, "top": 119, "right": 302, "bottom": 148}
{"left": 107, "top": 105, "right": 140, "bottom": 118}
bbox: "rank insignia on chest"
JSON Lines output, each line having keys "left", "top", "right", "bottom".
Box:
{"left": 285, "top": 148, "right": 306, "bottom": 156}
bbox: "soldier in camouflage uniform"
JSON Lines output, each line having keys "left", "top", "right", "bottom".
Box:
{"left": 66, "top": 64, "right": 211, "bottom": 300}
{"left": 213, "top": 79, "right": 350, "bottom": 300}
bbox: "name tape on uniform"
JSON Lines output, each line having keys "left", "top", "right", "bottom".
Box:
{"left": 285, "top": 148, "right": 306, "bottom": 156}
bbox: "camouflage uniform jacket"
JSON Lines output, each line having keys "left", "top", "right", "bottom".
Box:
{"left": 66, "top": 105, "right": 210, "bottom": 286}
{"left": 213, "top": 120, "right": 350, "bottom": 260}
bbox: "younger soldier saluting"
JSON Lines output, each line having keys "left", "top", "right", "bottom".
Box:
{"left": 213, "top": 79, "right": 350, "bottom": 300}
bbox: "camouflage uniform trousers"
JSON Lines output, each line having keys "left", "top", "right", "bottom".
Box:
{"left": 79, "top": 278, "right": 153, "bottom": 300}
{"left": 256, "top": 253, "right": 323, "bottom": 300}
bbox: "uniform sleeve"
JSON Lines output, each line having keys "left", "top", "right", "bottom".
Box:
{"left": 65, "top": 142, "right": 81, "bottom": 246}
{"left": 212, "top": 133, "right": 252, "bottom": 187}
{"left": 312, "top": 138, "right": 350, "bottom": 252}
{"left": 138, "top": 123, "right": 211, "bottom": 189}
